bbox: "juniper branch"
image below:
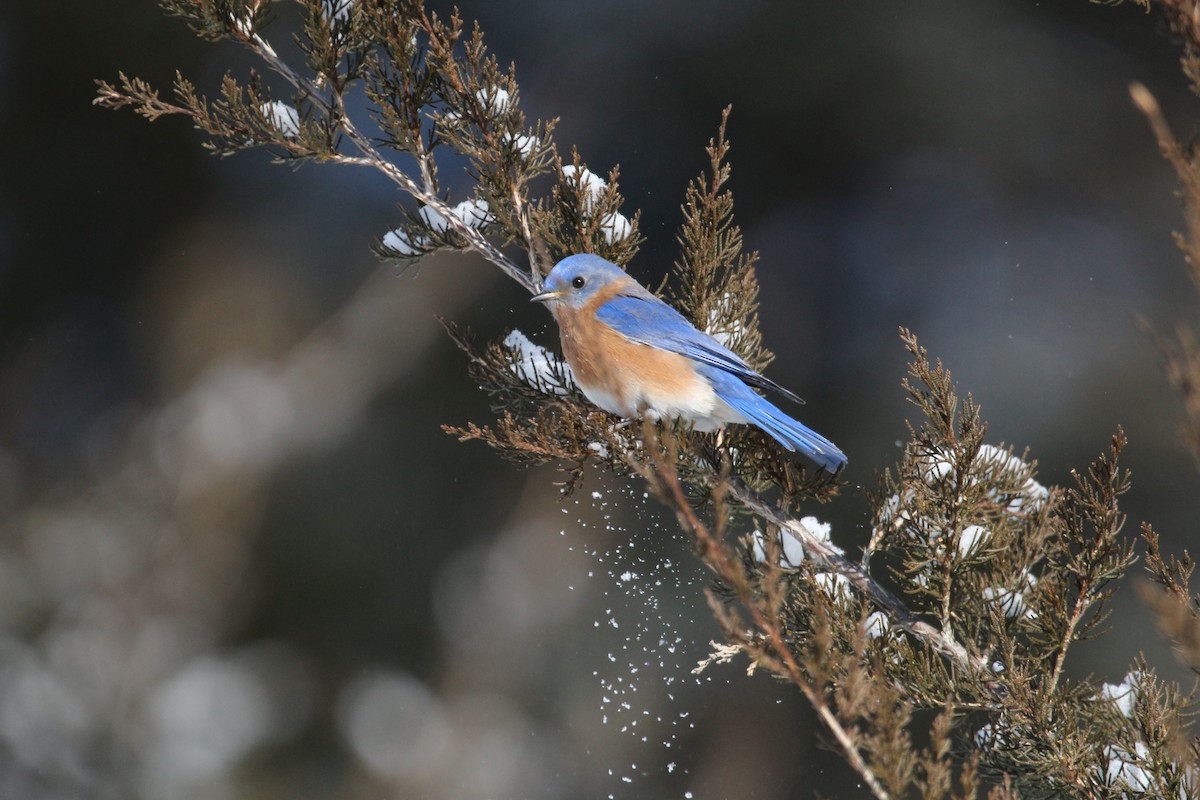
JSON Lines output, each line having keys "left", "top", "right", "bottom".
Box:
{"left": 638, "top": 421, "right": 893, "bottom": 800}
{"left": 728, "top": 479, "right": 991, "bottom": 677}
{"left": 236, "top": 17, "right": 533, "bottom": 290}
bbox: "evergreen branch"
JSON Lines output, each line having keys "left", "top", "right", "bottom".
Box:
{"left": 1044, "top": 431, "right": 1138, "bottom": 693}
{"left": 93, "top": 71, "right": 196, "bottom": 120}
{"left": 728, "top": 479, "right": 991, "bottom": 677}
{"left": 637, "top": 421, "right": 893, "bottom": 800}
{"left": 233, "top": 15, "right": 533, "bottom": 290}
{"left": 1142, "top": 524, "right": 1200, "bottom": 674}
{"left": 100, "top": 2, "right": 535, "bottom": 290}
{"left": 669, "top": 105, "right": 769, "bottom": 371}
{"left": 1130, "top": 83, "right": 1200, "bottom": 470}
{"left": 1130, "top": 79, "right": 1200, "bottom": 301}
{"left": 1139, "top": 318, "right": 1200, "bottom": 471}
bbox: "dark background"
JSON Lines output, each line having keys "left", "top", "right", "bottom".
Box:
{"left": 0, "top": 1, "right": 1197, "bottom": 798}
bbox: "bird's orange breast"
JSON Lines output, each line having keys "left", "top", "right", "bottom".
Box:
{"left": 552, "top": 282, "right": 713, "bottom": 418}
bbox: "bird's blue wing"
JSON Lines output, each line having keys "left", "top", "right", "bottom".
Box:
{"left": 594, "top": 293, "right": 803, "bottom": 404}
{"left": 707, "top": 371, "right": 848, "bottom": 471}
{"left": 596, "top": 292, "right": 845, "bottom": 471}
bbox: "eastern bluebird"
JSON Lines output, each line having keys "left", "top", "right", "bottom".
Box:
{"left": 530, "top": 253, "right": 847, "bottom": 472}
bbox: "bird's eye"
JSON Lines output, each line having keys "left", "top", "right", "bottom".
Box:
{"left": 571, "top": 275, "right": 586, "bottom": 289}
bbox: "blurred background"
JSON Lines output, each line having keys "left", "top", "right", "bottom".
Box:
{"left": 0, "top": 0, "right": 1198, "bottom": 798}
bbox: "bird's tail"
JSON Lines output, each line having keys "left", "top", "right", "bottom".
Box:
{"left": 720, "top": 383, "right": 847, "bottom": 473}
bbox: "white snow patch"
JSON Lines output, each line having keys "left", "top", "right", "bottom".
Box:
{"left": 957, "top": 524, "right": 990, "bottom": 557}
{"left": 260, "top": 101, "right": 300, "bottom": 139}
{"left": 323, "top": 0, "right": 353, "bottom": 23}
{"left": 453, "top": 198, "right": 491, "bottom": 229}
{"left": 814, "top": 572, "right": 852, "bottom": 605}
{"left": 511, "top": 133, "right": 539, "bottom": 159}
{"left": 503, "top": 330, "right": 574, "bottom": 395}
{"left": 561, "top": 165, "right": 607, "bottom": 210}
{"left": 1098, "top": 670, "right": 1144, "bottom": 718}
{"left": 1104, "top": 742, "right": 1151, "bottom": 794}
{"left": 381, "top": 228, "right": 426, "bottom": 257}
{"left": 863, "top": 611, "right": 890, "bottom": 640}
{"left": 476, "top": 87, "right": 511, "bottom": 113}
{"left": 601, "top": 212, "right": 632, "bottom": 243}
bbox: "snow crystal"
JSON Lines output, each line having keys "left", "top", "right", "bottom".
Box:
{"left": 414, "top": 200, "right": 491, "bottom": 235}
{"left": 511, "top": 133, "right": 539, "bottom": 159}
{"left": 503, "top": 330, "right": 574, "bottom": 395}
{"left": 982, "top": 586, "right": 1025, "bottom": 618}
{"left": 1098, "top": 670, "right": 1143, "bottom": 718}
{"left": 260, "top": 101, "right": 300, "bottom": 139}
{"left": 981, "top": 571, "right": 1037, "bottom": 620}
{"left": 750, "top": 516, "right": 840, "bottom": 568}
{"left": 798, "top": 516, "right": 843, "bottom": 556}
{"left": 814, "top": 572, "right": 852, "bottom": 605}
{"left": 575, "top": 493, "right": 713, "bottom": 794}
{"left": 381, "top": 228, "right": 425, "bottom": 257}
{"left": 975, "top": 723, "right": 1000, "bottom": 749}
{"left": 800, "top": 516, "right": 832, "bottom": 543}
{"left": 957, "top": 524, "right": 990, "bottom": 557}
{"left": 476, "top": 87, "right": 511, "bottom": 113}
{"left": 863, "top": 611, "right": 890, "bottom": 640}
{"left": 561, "top": 165, "right": 607, "bottom": 209}
{"left": 1008, "top": 475, "right": 1049, "bottom": 515}
{"left": 751, "top": 528, "right": 805, "bottom": 568}
{"left": 418, "top": 204, "right": 450, "bottom": 233}
{"left": 977, "top": 444, "right": 1049, "bottom": 514}
{"left": 919, "top": 449, "right": 955, "bottom": 483}
{"left": 704, "top": 293, "right": 745, "bottom": 346}
{"left": 873, "top": 489, "right": 914, "bottom": 538}
{"left": 881, "top": 443, "right": 1047, "bottom": 555}
{"left": 323, "top": 0, "right": 353, "bottom": 23}
{"left": 601, "top": 212, "right": 632, "bottom": 243}
{"left": 1104, "top": 742, "right": 1151, "bottom": 793}
{"left": 976, "top": 444, "right": 1025, "bottom": 474}
{"left": 454, "top": 198, "right": 491, "bottom": 229}
{"left": 777, "top": 532, "right": 806, "bottom": 568}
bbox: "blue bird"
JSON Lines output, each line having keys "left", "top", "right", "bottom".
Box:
{"left": 530, "top": 254, "right": 847, "bottom": 472}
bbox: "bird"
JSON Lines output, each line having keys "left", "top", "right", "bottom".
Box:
{"left": 530, "top": 253, "right": 847, "bottom": 472}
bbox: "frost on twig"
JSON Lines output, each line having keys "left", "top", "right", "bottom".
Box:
{"left": 693, "top": 641, "right": 753, "bottom": 676}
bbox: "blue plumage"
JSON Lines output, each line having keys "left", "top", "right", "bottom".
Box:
{"left": 531, "top": 253, "right": 847, "bottom": 472}
{"left": 594, "top": 294, "right": 805, "bottom": 405}
{"left": 702, "top": 369, "right": 847, "bottom": 473}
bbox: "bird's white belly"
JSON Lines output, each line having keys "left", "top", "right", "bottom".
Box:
{"left": 576, "top": 374, "right": 747, "bottom": 432}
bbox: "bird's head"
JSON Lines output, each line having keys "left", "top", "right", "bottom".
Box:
{"left": 530, "top": 254, "right": 629, "bottom": 310}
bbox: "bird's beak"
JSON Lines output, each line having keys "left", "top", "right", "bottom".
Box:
{"left": 530, "top": 289, "right": 561, "bottom": 304}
